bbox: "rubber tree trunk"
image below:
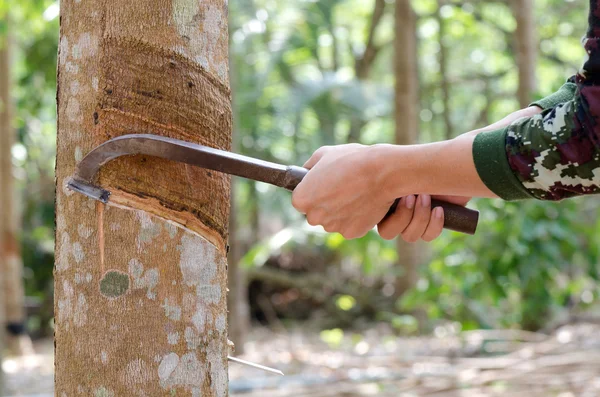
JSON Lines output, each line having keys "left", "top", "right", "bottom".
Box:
{"left": 0, "top": 18, "right": 30, "bottom": 358}
{"left": 394, "top": 0, "right": 424, "bottom": 296}
{"left": 512, "top": 0, "right": 536, "bottom": 108}
{"left": 55, "top": 0, "right": 231, "bottom": 395}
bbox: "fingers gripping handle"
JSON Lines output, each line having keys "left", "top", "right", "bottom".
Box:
{"left": 386, "top": 198, "right": 478, "bottom": 235}
{"left": 285, "top": 166, "right": 479, "bottom": 235}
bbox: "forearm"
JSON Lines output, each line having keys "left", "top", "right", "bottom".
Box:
{"left": 373, "top": 107, "right": 544, "bottom": 200}
{"left": 374, "top": 136, "right": 497, "bottom": 200}
{"left": 463, "top": 106, "right": 542, "bottom": 137}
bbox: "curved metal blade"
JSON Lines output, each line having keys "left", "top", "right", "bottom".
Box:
{"left": 68, "top": 134, "right": 308, "bottom": 202}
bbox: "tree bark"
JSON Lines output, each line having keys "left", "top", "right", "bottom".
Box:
{"left": 348, "top": 0, "right": 387, "bottom": 143}
{"left": 436, "top": 1, "right": 453, "bottom": 140}
{"left": 0, "top": 18, "right": 31, "bottom": 357}
{"left": 394, "top": 0, "right": 423, "bottom": 296}
{"left": 512, "top": 0, "right": 536, "bottom": 108}
{"left": 55, "top": 0, "right": 231, "bottom": 395}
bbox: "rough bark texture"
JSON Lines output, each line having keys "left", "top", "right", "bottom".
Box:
{"left": 512, "top": 0, "right": 536, "bottom": 108}
{"left": 0, "top": 22, "right": 29, "bottom": 357}
{"left": 394, "top": 0, "right": 423, "bottom": 295}
{"left": 55, "top": 0, "right": 231, "bottom": 395}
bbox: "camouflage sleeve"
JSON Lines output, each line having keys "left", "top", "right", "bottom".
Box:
{"left": 472, "top": 1, "right": 600, "bottom": 201}
{"left": 529, "top": 82, "right": 577, "bottom": 111}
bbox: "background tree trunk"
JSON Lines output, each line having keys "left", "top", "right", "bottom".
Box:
{"left": 227, "top": 72, "right": 250, "bottom": 352}
{"left": 512, "top": 0, "right": 536, "bottom": 108}
{"left": 0, "top": 18, "right": 31, "bottom": 357}
{"left": 227, "top": 180, "right": 250, "bottom": 354}
{"left": 394, "top": 0, "right": 424, "bottom": 296}
{"left": 55, "top": 0, "right": 231, "bottom": 395}
{"left": 436, "top": 1, "right": 453, "bottom": 140}
{"left": 0, "top": 20, "right": 10, "bottom": 394}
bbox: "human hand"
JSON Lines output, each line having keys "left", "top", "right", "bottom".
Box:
{"left": 291, "top": 144, "right": 397, "bottom": 239}
{"left": 377, "top": 195, "right": 471, "bottom": 242}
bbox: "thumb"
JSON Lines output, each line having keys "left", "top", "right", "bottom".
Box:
{"left": 303, "top": 146, "right": 330, "bottom": 169}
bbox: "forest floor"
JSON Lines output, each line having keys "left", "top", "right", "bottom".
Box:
{"left": 5, "top": 322, "right": 600, "bottom": 396}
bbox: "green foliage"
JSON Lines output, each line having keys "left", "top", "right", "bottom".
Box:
{"left": 401, "top": 198, "right": 599, "bottom": 330}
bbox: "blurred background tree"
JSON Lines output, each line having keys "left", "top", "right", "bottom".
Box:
{"left": 2, "top": 0, "right": 597, "bottom": 351}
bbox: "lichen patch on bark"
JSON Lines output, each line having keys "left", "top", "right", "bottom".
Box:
{"left": 99, "top": 270, "right": 130, "bottom": 298}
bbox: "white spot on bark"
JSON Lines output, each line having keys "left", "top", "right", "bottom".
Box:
{"left": 215, "top": 313, "right": 226, "bottom": 333}
{"left": 72, "top": 242, "right": 85, "bottom": 263}
{"left": 172, "top": 0, "right": 200, "bottom": 39}
{"left": 129, "top": 258, "right": 159, "bottom": 300}
{"left": 207, "top": 339, "right": 228, "bottom": 397}
{"left": 75, "top": 272, "right": 90, "bottom": 285}
{"left": 72, "top": 32, "right": 98, "bottom": 60}
{"left": 57, "top": 281, "right": 74, "bottom": 328}
{"left": 162, "top": 298, "right": 182, "bottom": 321}
{"left": 66, "top": 99, "right": 82, "bottom": 122}
{"left": 57, "top": 232, "right": 72, "bottom": 272}
{"left": 92, "top": 76, "right": 99, "bottom": 91}
{"left": 75, "top": 146, "right": 83, "bottom": 162}
{"left": 158, "top": 352, "right": 205, "bottom": 390}
{"left": 77, "top": 224, "right": 93, "bottom": 239}
{"left": 101, "top": 350, "right": 108, "bottom": 364}
{"left": 217, "top": 62, "right": 228, "bottom": 81}
{"left": 65, "top": 62, "right": 80, "bottom": 74}
{"left": 94, "top": 387, "right": 114, "bottom": 397}
{"left": 136, "top": 211, "right": 162, "bottom": 251}
{"left": 74, "top": 293, "right": 88, "bottom": 327}
{"left": 177, "top": 234, "right": 216, "bottom": 287}
{"left": 197, "top": 284, "right": 221, "bottom": 304}
{"left": 191, "top": 306, "right": 209, "bottom": 333}
{"left": 167, "top": 332, "right": 180, "bottom": 345}
{"left": 59, "top": 36, "right": 69, "bottom": 66}
{"left": 184, "top": 326, "right": 201, "bottom": 350}
{"left": 110, "top": 222, "right": 121, "bottom": 231}
{"left": 70, "top": 80, "right": 81, "bottom": 95}
{"left": 158, "top": 353, "right": 179, "bottom": 385}
{"left": 183, "top": 293, "right": 196, "bottom": 312}
{"left": 165, "top": 223, "right": 177, "bottom": 239}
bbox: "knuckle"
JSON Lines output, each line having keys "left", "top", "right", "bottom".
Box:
{"left": 402, "top": 233, "right": 418, "bottom": 243}
{"left": 341, "top": 230, "right": 356, "bottom": 240}
{"left": 378, "top": 227, "right": 393, "bottom": 241}
{"left": 306, "top": 214, "right": 319, "bottom": 226}
{"left": 324, "top": 222, "right": 339, "bottom": 233}
{"left": 315, "top": 146, "right": 330, "bottom": 156}
{"left": 292, "top": 191, "right": 309, "bottom": 212}
{"left": 422, "top": 235, "right": 435, "bottom": 243}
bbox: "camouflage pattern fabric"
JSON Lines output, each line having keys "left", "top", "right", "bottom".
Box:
{"left": 505, "top": 0, "right": 600, "bottom": 200}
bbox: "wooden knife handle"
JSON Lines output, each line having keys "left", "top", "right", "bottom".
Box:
{"left": 386, "top": 198, "right": 479, "bottom": 235}
{"left": 286, "top": 166, "right": 479, "bottom": 235}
